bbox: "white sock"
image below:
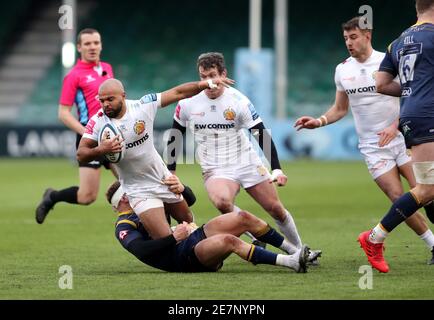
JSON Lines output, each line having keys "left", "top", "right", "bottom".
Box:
{"left": 419, "top": 230, "right": 434, "bottom": 249}
{"left": 276, "top": 253, "right": 298, "bottom": 271}
{"left": 369, "top": 224, "right": 388, "bottom": 243}
{"left": 233, "top": 205, "right": 258, "bottom": 241}
{"left": 280, "top": 239, "right": 299, "bottom": 254}
{"left": 275, "top": 210, "right": 302, "bottom": 249}
{"left": 233, "top": 205, "right": 242, "bottom": 213}
{"left": 244, "top": 231, "right": 258, "bottom": 241}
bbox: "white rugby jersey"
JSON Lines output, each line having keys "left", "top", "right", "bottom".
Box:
{"left": 83, "top": 93, "right": 171, "bottom": 198}
{"left": 174, "top": 87, "right": 263, "bottom": 169}
{"left": 335, "top": 50, "right": 401, "bottom": 144}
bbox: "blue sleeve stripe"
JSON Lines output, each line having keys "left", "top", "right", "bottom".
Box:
{"left": 75, "top": 89, "right": 89, "bottom": 125}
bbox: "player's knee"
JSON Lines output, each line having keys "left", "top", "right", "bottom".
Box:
{"left": 264, "top": 200, "right": 285, "bottom": 216}
{"left": 417, "top": 186, "right": 434, "bottom": 205}
{"left": 388, "top": 190, "right": 404, "bottom": 202}
{"left": 221, "top": 234, "right": 240, "bottom": 250}
{"left": 214, "top": 197, "right": 233, "bottom": 213}
{"left": 78, "top": 191, "right": 98, "bottom": 205}
{"left": 238, "top": 210, "right": 258, "bottom": 226}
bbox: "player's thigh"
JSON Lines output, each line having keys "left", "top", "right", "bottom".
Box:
{"left": 203, "top": 212, "right": 250, "bottom": 238}
{"left": 411, "top": 142, "right": 434, "bottom": 162}
{"left": 165, "top": 200, "right": 192, "bottom": 223}
{"left": 410, "top": 142, "right": 434, "bottom": 201}
{"left": 194, "top": 235, "right": 234, "bottom": 268}
{"left": 78, "top": 167, "right": 101, "bottom": 196}
{"left": 205, "top": 178, "right": 240, "bottom": 204}
{"left": 374, "top": 166, "right": 405, "bottom": 202}
{"left": 136, "top": 207, "right": 172, "bottom": 239}
{"left": 245, "top": 180, "right": 281, "bottom": 211}
{"left": 398, "top": 161, "right": 417, "bottom": 188}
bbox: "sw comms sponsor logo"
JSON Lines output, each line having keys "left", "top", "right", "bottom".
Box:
{"left": 345, "top": 86, "right": 376, "bottom": 95}
{"left": 125, "top": 133, "right": 149, "bottom": 150}
{"left": 194, "top": 123, "right": 235, "bottom": 130}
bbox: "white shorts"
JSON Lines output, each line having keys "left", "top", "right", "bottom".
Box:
{"left": 359, "top": 136, "right": 411, "bottom": 180}
{"left": 127, "top": 186, "right": 182, "bottom": 215}
{"left": 202, "top": 163, "right": 270, "bottom": 189}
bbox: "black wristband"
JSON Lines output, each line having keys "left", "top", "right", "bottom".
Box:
{"left": 182, "top": 185, "right": 196, "bottom": 207}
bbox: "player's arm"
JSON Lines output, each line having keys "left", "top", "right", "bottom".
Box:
{"left": 125, "top": 235, "right": 177, "bottom": 262}
{"left": 58, "top": 104, "right": 86, "bottom": 135}
{"left": 248, "top": 122, "right": 286, "bottom": 186}
{"left": 294, "top": 90, "right": 349, "bottom": 130}
{"left": 125, "top": 224, "right": 190, "bottom": 261}
{"left": 160, "top": 78, "right": 234, "bottom": 108}
{"left": 76, "top": 136, "right": 123, "bottom": 163}
{"left": 162, "top": 175, "right": 197, "bottom": 206}
{"left": 377, "top": 117, "right": 399, "bottom": 147}
{"left": 376, "top": 72, "right": 401, "bottom": 97}
{"left": 166, "top": 119, "right": 186, "bottom": 173}
{"left": 377, "top": 44, "right": 401, "bottom": 97}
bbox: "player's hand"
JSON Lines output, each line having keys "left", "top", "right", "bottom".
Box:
{"left": 186, "top": 222, "right": 198, "bottom": 234}
{"left": 377, "top": 125, "right": 398, "bottom": 147}
{"left": 163, "top": 175, "right": 185, "bottom": 194}
{"left": 294, "top": 116, "right": 320, "bottom": 131}
{"left": 269, "top": 169, "right": 287, "bottom": 186}
{"left": 99, "top": 134, "right": 124, "bottom": 153}
{"left": 172, "top": 222, "right": 191, "bottom": 242}
{"left": 205, "top": 77, "right": 235, "bottom": 89}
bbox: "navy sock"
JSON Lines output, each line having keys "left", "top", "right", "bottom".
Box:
{"left": 423, "top": 202, "right": 434, "bottom": 224}
{"left": 50, "top": 186, "right": 79, "bottom": 204}
{"left": 247, "top": 245, "right": 277, "bottom": 265}
{"left": 381, "top": 192, "right": 423, "bottom": 232}
{"left": 256, "top": 227, "right": 284, "bottom": 249}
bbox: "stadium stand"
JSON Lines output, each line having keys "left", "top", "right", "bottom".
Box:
{"left": 5, "top": 0, "right": 416, "bottom": 126}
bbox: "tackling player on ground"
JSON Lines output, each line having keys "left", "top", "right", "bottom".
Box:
{"left": 106, "top": 179, "right": 310, "bottom": 273}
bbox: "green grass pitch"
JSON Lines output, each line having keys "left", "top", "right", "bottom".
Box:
{"left": 0, "top": 158, "right": 433, "bottom": 299}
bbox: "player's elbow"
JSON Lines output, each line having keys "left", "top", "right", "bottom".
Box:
{"left": 376, "top": 82, "right": 387, "bottom": 94}
{"left": 375, "top": 73, "right": 393, "bottom": 94}
{"left": 76, "top": 148, "right": 86, "bottom": 163}
{"left": 58, "top": 106, "right": 67, "bottom": 122}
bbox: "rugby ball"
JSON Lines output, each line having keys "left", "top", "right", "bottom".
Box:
{"left": 98, "top": 123, "right": 124, "bottom": 163}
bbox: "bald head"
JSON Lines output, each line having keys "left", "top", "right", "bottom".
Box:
{"left": 99, "top": 78, "right": 125, "bottom": 96}
{"left": 98, "top": 79, "right": 126, "bottom": 118}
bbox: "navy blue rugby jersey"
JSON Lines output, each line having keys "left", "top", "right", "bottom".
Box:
{"left": 379, "top": 22, "right": 434, "bottom": 118}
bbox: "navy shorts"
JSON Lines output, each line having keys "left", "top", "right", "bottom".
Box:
{"left": 76, "top": 133, "right": 111, "bottom": 169}
{"left": 399, "top": 117, "right": 434, "bottom": 148}
{"left": 175, "top": 226, "right": 221, "bottom": 273}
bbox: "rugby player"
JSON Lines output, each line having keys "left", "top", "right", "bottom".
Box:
{"left": 167, "top": 52, "right": 321, "bottom": 264}
{"left": 358, "top": 0, "right": 434, "bottom": 272}
{"left": 77, "top": 77, "right": 233, "bottom": 241}
{"left": 294, "top": 17, "right": 434, "bottom": 267}
{"left": 106, "top": 179, "right": 310, "bottom": 273}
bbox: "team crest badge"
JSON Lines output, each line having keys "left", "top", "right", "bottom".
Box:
{"left": 372, "top": 70, "right": 378, "bottom": 80}
{"left": 223, "top": 107, "right": 236, "bottom": 121}
{"left": 134, "top": 120, "right": 146, "bottom": 135}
